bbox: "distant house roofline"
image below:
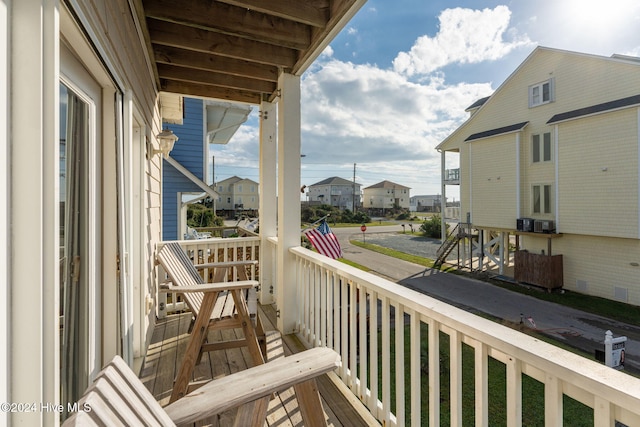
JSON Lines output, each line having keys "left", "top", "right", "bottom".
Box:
{"left": 364, "top": 180, "right": 411, "bottom": 190}
{"left": 309, "top": 176, "right": 360, "bottom": 187}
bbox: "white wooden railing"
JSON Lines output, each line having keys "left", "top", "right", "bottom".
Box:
{"left": 156, "top": 236, "right": 260, "bottom": 318}
{"left": 290, "top": 245, "right": 640, "bottom": 427}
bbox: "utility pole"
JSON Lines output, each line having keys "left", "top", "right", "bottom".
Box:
{"left": 352, "top": 163, "right": 356, "bottom": 212}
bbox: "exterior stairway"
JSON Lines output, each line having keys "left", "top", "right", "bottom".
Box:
{"left": 434, "top": 223, "right": 462, "bottom": 268}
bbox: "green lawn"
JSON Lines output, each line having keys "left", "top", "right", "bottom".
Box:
{"left": 377, "top": 323, "right": 593, "bottom": 426}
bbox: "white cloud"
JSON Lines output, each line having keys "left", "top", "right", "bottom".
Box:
{"left": 300, "top": 58, "right": 492, "bottom": 168}
{"left": 218, "top": 6, "right": 532, "bottom": 195}
{"left": 393, "top": 6, "right": 531, "bottom": 76}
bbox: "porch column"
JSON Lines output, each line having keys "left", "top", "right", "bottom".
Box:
{"left": 276, "top": 73, "right": 301, "bottom": 334}
{"left": 259, "top": 100, "right": 277, "bottom": 305}
{"left": 440, "top": 150, "right": 446, "bottom": 242}
{"left": 9, "top": 0, "right": 59, "bottom": 425}
{"left": 0, "top": 0, "right": 8, "bottom": 418}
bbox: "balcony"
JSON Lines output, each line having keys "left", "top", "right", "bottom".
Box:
{"left": 444, "top": 168, "right": 460, "bottom": 185}
{"left": 148, "top": 237, "right": 640, "bottom": 426}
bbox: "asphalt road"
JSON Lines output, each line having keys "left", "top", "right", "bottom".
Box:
{"left": 333, "top": 224, "right": 640, "bottom": 373}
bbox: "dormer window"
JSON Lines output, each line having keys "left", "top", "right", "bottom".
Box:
{"left": 529, "top": 78, "right": 554, "bottom": 107}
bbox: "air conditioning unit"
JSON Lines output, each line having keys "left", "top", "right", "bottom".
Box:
{"left": 534, "top": 220, "right": 555, "bottom": 233}
{"left": 517, "top": 218, "right": 535, "bottom": 232}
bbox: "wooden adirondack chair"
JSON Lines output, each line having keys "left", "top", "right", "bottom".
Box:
{"left": 62, "top": 347, "right": 341, "bottom": 427}
{"left": 155, "top": 242, "right": 266, "bottom": 402}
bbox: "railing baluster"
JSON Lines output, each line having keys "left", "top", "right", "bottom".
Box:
{"left": 428, "top": 318, "right": 440, "bottom": 426}
{"left": 475, "top": 341, "right": 489, "bottom": 427}
{"left": 287, "top": 246, "right": 640, "bottom": 426}
{"left": 358, "top": 285, "right": 368, "bottom": 401}
{"left": 506, "top": 357, "right": 523, "bottom": 427}
{"left": 314, "top": 263, "right": 321, "bottom": 346}
{"left": 450, "top": 329, "right": 463, "bottom": 427}
{"left": 340, "top": 277, "right": 348, "bottom": 382}
{"left": 545, "top": 375, "right": 563, "bottom": 426}
{"left": 410, "top": 310, "right": 421, "bottom": 427}
{"left": 395, "top": 301, "right": 405, "bottom": 427}
{"left": 381, "top": 296, "right": 391, "bottom": 425}
{"left": 369, "top": 290, "right": 379, "bottom": 417}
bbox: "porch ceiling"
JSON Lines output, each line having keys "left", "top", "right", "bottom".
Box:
{"left": 137, "top": 0, "right": 364, "bottom": 104}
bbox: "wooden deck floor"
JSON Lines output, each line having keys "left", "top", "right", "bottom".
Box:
{"left": 139, "top": 304, "right": 374, "bottom": 426}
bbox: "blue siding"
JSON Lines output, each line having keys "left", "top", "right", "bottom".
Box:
{"left": 162, "top": 98, "right": 206, "bottom": 240}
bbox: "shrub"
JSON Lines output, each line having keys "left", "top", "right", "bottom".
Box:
{"left": 420, "top": 214, "right": 444, "bottom": 238}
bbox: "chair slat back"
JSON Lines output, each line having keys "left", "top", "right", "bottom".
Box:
{"left": 62, "top": 356, "right": 174, "bottom": 426}
{"left": 157, "top": 242, "right": 206, "bottom": 315}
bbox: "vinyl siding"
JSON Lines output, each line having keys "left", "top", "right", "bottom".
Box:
{"left": 522, "top": 234, "right": 640, "bottom": 304}
{"left": 441, "top": 47, "right": 640, "bottom": 302}
{"left": 469, "top": 134, "right": 518, "bottom": 228}
{"left": 558, "top": 108, "right": 639, "bottom": 238}
{"left": 162, "top": 98, "right": 206, "bottom": 240}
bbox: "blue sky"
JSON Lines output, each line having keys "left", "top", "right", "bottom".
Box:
{"left": 210, "top": 0, "right": 640, "bottom": 200}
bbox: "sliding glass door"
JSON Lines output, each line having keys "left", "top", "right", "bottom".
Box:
{"left": 59, "top": 43, "right": 101, "bottom": 416}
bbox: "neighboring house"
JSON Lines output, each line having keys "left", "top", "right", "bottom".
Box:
{"left": 162, "top": 99, "right": 251, "bottom": 240}
{"left": 437, "top": 46, "right": 640, "bottom": 304}
{"left": 215, "top": 176, "right": 260, "bottom": 212}
{"left": 307, "top": 177, "right": 361, "bottom": 210}
{"left": 363, "top": 180, "right": 411, "bottom": 210}
{"left": 410, "top": 194, "right": 443, "bottom": 212}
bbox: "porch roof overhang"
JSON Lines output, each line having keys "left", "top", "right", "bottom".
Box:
{"left": 135, "top": 0, "right": 366, "bottom": 104}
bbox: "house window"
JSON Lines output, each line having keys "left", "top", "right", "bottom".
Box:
{"left": 529, "top": 79, "right": 554, "bottom": 107}
{"left": 532, "top": 184, "right": 552, "bottom": 214}
{"left": 238, "top": 185, "right": 242, "bottom": 192}
{"left": 532, "top": 132, "right": 552, "bottom": 163}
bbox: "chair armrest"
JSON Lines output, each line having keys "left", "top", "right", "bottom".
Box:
{"left": 193, "top": 260, "right": 258, "bottom": 270}
{"left": 165, "top": 280, "right": 258, "bottom": 294}
{"left": 165, "top": 347, "right": 340, "bottom": 425}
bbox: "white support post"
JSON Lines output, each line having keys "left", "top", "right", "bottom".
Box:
{"left": 259, "top": 100, "right": 277, "bottom": 304}
{"left": 440, "top": 150, "right": 446, "bottom": 242}
{"left": 0, "top": 0, "right": 8, "bottom": 421}
{"left": 276, "top": 73, "right": 301, "bottom": 334}
{"left": 515, "top": 133, "right": 521, "bottom": 219}
{"left": 10, "top": 1, "right": 59, "bottom": 425}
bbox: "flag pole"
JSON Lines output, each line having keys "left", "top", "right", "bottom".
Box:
{"left": 301, "top": 213, "right": 331, "bottom": 233}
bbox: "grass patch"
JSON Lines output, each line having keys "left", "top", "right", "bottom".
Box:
{"left": 350, "top": 239, "right": 434, "bottom": 268}
{"left": 378, "top": 322, "right": 593, "bottom": 425}
{"left": 485, "top": 277, "right": 640, "bottom": 326}
{"left": 339, "top": 258, "right": 371, "bottom": 272}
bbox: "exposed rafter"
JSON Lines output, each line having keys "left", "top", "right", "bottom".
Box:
{"left": 138, "top": 0, "right": 364, "bottom": 103}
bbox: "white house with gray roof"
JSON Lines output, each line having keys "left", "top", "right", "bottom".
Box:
{"left": 307, "top": 177, "right": 361, "bottom": 210}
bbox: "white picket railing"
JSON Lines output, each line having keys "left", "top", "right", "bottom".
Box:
{"left": 155, "top": 237, "right": 640, "bottom": 425}
{"left": 156, "top": 237, "right": 260, "bottom": 318}
{"left": 290, "top": 245, "right": 640, "bottom": 427}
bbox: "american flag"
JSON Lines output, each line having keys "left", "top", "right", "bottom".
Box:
{"left": 304, "top": 220, "right": 343, "bottom": 259}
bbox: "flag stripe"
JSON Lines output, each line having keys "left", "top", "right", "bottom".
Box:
{"left": 303, "top": 221, "right": 342, "bottom": 259}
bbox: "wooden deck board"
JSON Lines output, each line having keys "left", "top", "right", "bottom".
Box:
{"left": 140, "top": 305, "right": 375, "bottom": 426}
